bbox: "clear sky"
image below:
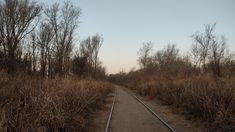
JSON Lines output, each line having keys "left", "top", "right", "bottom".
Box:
{"left": 39, "top": 0, "right": 235, "bottom": 74}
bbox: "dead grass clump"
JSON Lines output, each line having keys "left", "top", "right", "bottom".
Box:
{"left": 127, "top": 74, "right": 235, "bottom": 130}
{"left": 0, "top": 71, "right": 112, "bottom": 131}
{"left": 182, "top": 76, "right": 234, "bottom": 121}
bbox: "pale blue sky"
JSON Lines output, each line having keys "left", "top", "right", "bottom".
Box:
{"left": 39, "top": 0, "right": 235, "bottom": 73}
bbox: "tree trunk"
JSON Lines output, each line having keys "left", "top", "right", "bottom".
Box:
{"left": 7, "top": 51, "right": 16, "bottom": 74}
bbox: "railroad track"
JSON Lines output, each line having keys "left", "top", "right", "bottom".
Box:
{"left": 132, "top": 94, "right": 176, "bottom": 132}
{"left": 104, "top": 87, "right": 176, "bottom": 132}
{"left": 104, "top": 88, "right": 116, "bottom": 132}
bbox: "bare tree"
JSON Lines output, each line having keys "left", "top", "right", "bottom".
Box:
{"left": 79, "top": 36, "right": 93, "bottom": 75}
{"left": 0, "top": 2, "right": 6, "bottom": 68}
{"left": 192, "top": 23, "right": 227, "bottom": 76}
{"left": 72, "top": 52, "right": 88, "bottom": 76}
{"left": 154, "top": 44, "right": 180, "bottom": 75}
{"left": 45, "top": 1, "right": 81, "bottom": 77}
{"left": 37, "top": 21, "right": 54, "bottom": 77}
{"left": 28, "top": 31, "right": 37, "bottom": 72}
{"left": 191, "top": 23, "right": 216, "bottom": 73}
{"left": 92, "top": 34, "right": 103, "bottom": 77}
{"left": 79, "top": 34, "right": 104, "bottom": 77}
{"left": 222, "top": 54, "right": 235, "bottom": 78}
{"left": 137, "top": 41, "right": 153, "bottom": 69}
{"left": 0, "top": 0, "right": 41, "bottom": 74}
{"left": 209, "top": 36, "right": 226, "bottom": 76}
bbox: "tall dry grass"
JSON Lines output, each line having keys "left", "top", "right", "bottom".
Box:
{"left": 127, "top": 74, "right": 235, "bottom": 131}
{"left": 0, "top": 71, "right": 112, "bottom": 131}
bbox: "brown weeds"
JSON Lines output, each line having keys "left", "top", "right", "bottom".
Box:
{"left": 128, "top": 74, "right": 235, "bottom": 131}
{"left": 0, "top": 71, "right": 112, "bottom": 131}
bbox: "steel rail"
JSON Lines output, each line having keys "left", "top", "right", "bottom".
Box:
{"left": 104, "top": 88, "right": 116, "bottom": 132}
{"left": 132, "top": 94, "right": 176, "bottom": 132}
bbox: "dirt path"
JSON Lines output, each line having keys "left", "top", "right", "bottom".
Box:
{"left": 123, "top": 88, "right": 204, "bottom": 132}
{"left": 88, "top": 85, "right": 203, "bottom": 132}
{"left": 109, "top": 86, "right": 170, "bottom": 132}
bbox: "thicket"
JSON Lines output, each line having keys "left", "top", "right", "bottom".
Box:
{"left": 0, "top": 71, "right": 112, "bottom": 131}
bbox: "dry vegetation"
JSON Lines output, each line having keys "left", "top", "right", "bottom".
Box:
{"left": 109, "top": 24, "right": 235, "bottom": 131}
{"left": 124, "top": 74, "right": 235, "bottom": 131}
{"left": 1, "top": 0, "right": 234, "bottom": 131}
{"left": 0, "top": 71, "right": 113, "bottom": 131}
{"left": 0, "top": 0, "right": 112, "bottom": 131}
{"left": 111, "top": 67, "right": 235, "bottom": 131}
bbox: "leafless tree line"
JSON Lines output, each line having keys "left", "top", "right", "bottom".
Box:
{"left": 191, "top": 23, "right": 226, "bottom": 76}
{"left": 0, "top": 0, "right": 41, "bottom": 74}
{"left": 71, "top": 34, "right": 105, "bottom": 78}
{"left": 137, "top": 23, "right": 234, "bottom": 77}
{"left": 0, "top": 0, "right": 105, "bottom": 78}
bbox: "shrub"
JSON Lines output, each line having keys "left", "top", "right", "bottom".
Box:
{"left": 127, "top": 74, "right": 235, "bottom": 131}
{"left": 0, "top": 71, "right": 112, "bottom": 131}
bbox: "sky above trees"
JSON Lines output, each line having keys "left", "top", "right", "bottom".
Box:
{"left": 39, "top": 0, "right": 235, "bottom": 74}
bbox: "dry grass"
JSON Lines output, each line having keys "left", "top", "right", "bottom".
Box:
{"left": 127, "top": 74, "right": 235, "bottom": 131}
{"left": 0, "top": 71, "right": 113, "bottom": 131}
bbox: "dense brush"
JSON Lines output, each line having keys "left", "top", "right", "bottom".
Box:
{"left": 127, "top": 74, "right": 235, "bottom": 131}
{"left": 0, "top": 71, "right": 113, "bottom": 131}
